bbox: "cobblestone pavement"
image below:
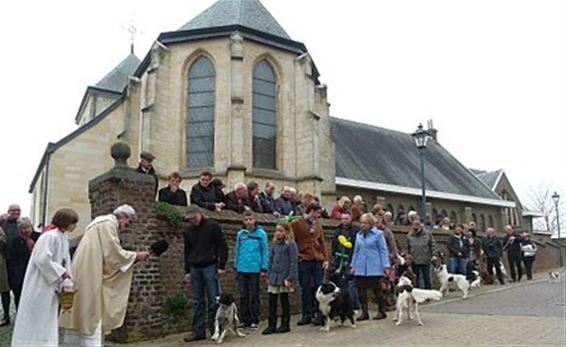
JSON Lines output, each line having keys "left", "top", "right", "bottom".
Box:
{"left": 1, "top": 269, "right": 564, "bottom": 346}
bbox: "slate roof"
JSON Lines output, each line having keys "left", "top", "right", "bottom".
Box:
{"left": 178, "top": 0, "right": 291, "bottom": 40}
{"left": 330, "top": 117, "right": 501, "bottom": 201}
{"left": 474, "top": 169, "right": 503, "bottom": 191}
{"left": 95, "top": 53, "right": 141, "bottom": 92}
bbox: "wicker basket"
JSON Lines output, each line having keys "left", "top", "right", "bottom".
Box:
{"left": 58, "top": 290, "right": 76, "bottom": 312}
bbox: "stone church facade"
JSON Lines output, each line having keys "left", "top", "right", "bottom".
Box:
{"left": 30, "top": 0, "right": 518, "bottom": 236}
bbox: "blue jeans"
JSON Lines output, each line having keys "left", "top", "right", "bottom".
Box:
{"left": 298, "top": 261, "right": 324, "bottom": 320}
{"left": 190, "top": 264, "right": 220, "bottom": 337}
{"left": 412, "top": 264, "right": 432, "bottom": 289}
{"left": 448, "top": 257, "right": 468, "bottom": 275}
{"left": 237, "top": 272, "right": 260, "bottom": 326}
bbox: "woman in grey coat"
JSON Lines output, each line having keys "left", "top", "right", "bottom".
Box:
{"left": 262, "top": 223, "right": 298, "bottom": 335}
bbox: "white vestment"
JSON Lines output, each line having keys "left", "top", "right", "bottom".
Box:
{"left": 11, "top": 229, "right": 71, "bottom": 347}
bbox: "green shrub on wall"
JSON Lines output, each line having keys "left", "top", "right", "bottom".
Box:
{"left": 155, "top": 202, "right": 184, "bottom": 229}
{"left": 165, "top": 293, "right": 188, "bottom": 319}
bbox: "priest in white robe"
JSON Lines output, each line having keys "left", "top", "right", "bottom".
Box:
{"left": 60, "top": 205, "right": 150, "bottom": 346}
{"left": 11, "top": 208, "right": 79, "bottom": 347}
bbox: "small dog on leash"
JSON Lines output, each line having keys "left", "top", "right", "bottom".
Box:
{"left": 433, "top": 264, "right": 472, "bottom": 299}
{"left": 211, "top": 293, "right": 246, "bottom": 344}
{"left": 548, "top": 271, "right": 561, "bottom": 283}
{"left": 467, "top": 270, "right": 482, "bottom": 288}
{"left": 393, "top": 275, "right": 443, "bottom": 326}
{"left": 315, "top": 280, "right": 356, "bottom": 332}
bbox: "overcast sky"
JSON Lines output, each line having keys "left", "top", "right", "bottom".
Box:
{"left": 0, "top": 0, "right": 564, "bottom": 221}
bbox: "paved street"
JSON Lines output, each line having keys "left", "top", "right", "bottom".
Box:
{"left": 119, "top": 270, "right": 566, "bottom": 347}
{"left": 1, "top": 269, "right": 564, "bottom": 346}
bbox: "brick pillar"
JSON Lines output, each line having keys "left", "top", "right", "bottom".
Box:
{"left": 88, "top": 142, "right": 163, "bottom": 342}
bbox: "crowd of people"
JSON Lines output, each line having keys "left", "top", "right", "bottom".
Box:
{"left": 0, "top": 153, "right": 540, "bottom": 345}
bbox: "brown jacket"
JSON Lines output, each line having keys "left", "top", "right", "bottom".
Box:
{"left": 291, "top": 218, "right": 329, "bottom": 262}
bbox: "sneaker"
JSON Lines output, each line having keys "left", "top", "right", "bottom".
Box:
{"left": 296, "top": 317, "right": 311, "bottom": 326}
{"left": 249, "top": 323, "right": 259, "bottom": 330}
{"left": 183, "top": 333, "right": 206, "bottom": 342}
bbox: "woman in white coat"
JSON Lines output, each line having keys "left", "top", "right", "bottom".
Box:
{"left": 11, "top": 208, "right": 79, "bottom": 347}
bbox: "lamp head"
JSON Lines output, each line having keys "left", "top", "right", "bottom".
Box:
{"left": 411, "top": 123, "right": 431, "bottom": 149}
{"left": 552, "top": 191, "right": 560, "bottom": 204}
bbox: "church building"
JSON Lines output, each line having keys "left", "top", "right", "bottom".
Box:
{"left": 29, "top": 0, "right": 517, "bottom": 235}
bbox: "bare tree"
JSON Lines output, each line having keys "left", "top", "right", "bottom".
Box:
{"left": 526, "top": 183, "right": 564, "bottom": 236}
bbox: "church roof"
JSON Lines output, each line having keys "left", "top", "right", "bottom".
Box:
{"left": 330, "top": 117, "right": 508, "bottom": 205}
{"left": 178, "top": 0, "right": 291, "bottom": 40}
{"left": 474, "top": 169, "right": 504, "bottom": 191}
{"left": 95, "top": 53, "right": 141, "bottom": 92}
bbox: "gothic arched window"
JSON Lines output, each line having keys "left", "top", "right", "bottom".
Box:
{"left": 187, "top": 56, "right": 215, "bottom": 167}
{"left": 252, "top": 60, "right": 277, "bottom": 169}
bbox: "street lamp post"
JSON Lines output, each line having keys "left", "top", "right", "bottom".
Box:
{"left": 551, "top": 192, "right": 562, "bottom": 267}
{"left": 412, "top": 124, "right": 431, "bottom": 224}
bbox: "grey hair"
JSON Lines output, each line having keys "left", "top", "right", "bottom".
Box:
{"left": 17, "top": 217, "right": 33, "bottom": 229}
{"left": 113, "top": 204, "right": 137, "bottom": 220}
{"left": 234, "top": 182, "right": 247, "bottom": 190}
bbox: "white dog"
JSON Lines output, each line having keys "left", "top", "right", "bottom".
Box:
{"left": 433, "top": 264, "right": 471, "bottom": 299}
{"left": 549, "top": 271, "right": 561, "bottom": 283}
{"left": 393, "top": 275, "right": 443, "bottom": 326}
{"left": 210, "top": 293, "right": 246, "bottom": 344}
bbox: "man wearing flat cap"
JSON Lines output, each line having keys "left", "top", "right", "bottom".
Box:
{"left": 183, "top": 205, "right": 228, "bottom": 342}
{"left": 136, "top": 151, "right": 158, "bottom": 194}
{"left": 136, "top": 151, "right": 156, "bottom": 176}
{"left": 60, "top": 205, "right": 151, "bottom": 346}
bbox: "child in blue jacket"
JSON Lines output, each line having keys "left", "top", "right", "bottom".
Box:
{"left": 234, "top": 211, "right": 269, "bottom": 329}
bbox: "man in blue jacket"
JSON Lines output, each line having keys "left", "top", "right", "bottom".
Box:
{"left": 234, "top": 211, "right": 269, "bottom": 329}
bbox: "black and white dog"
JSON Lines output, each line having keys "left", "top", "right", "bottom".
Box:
{"left": 211, "top": 293, "right": 246, "bottom": 344}
{"left": 433, "top": 264, "right": 471, "bottom": 299}
{"left": 315, "top": 275, "right": 356, "bottom": 332}
{"left": 393, "top": 275, "right": 443, "bottom": 326}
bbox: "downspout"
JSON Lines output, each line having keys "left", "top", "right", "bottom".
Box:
{"left": 41, "top": 153, "right": 50, "bottom": 227}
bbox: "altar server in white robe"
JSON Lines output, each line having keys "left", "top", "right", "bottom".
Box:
{"left": 11, "top": 208, "right": 79, "bottom": 347}
{"left": 60, "top": 204, "right": 150, "bottom": 346}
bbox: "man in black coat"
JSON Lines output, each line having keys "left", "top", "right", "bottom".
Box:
{"left": 158, "top": 172, "right": 188, "bottom": 206}
{"left": 502, "top": 225, "right": 523, "bottom": 282}
{"left": 481, "top": 227, "right": 505, "bottom": 285}
{"left": 189, "top": 171, "right": 225, "bottom": 211}
{"left": 183, "top": 205, "right": 228, "bottom": 342}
